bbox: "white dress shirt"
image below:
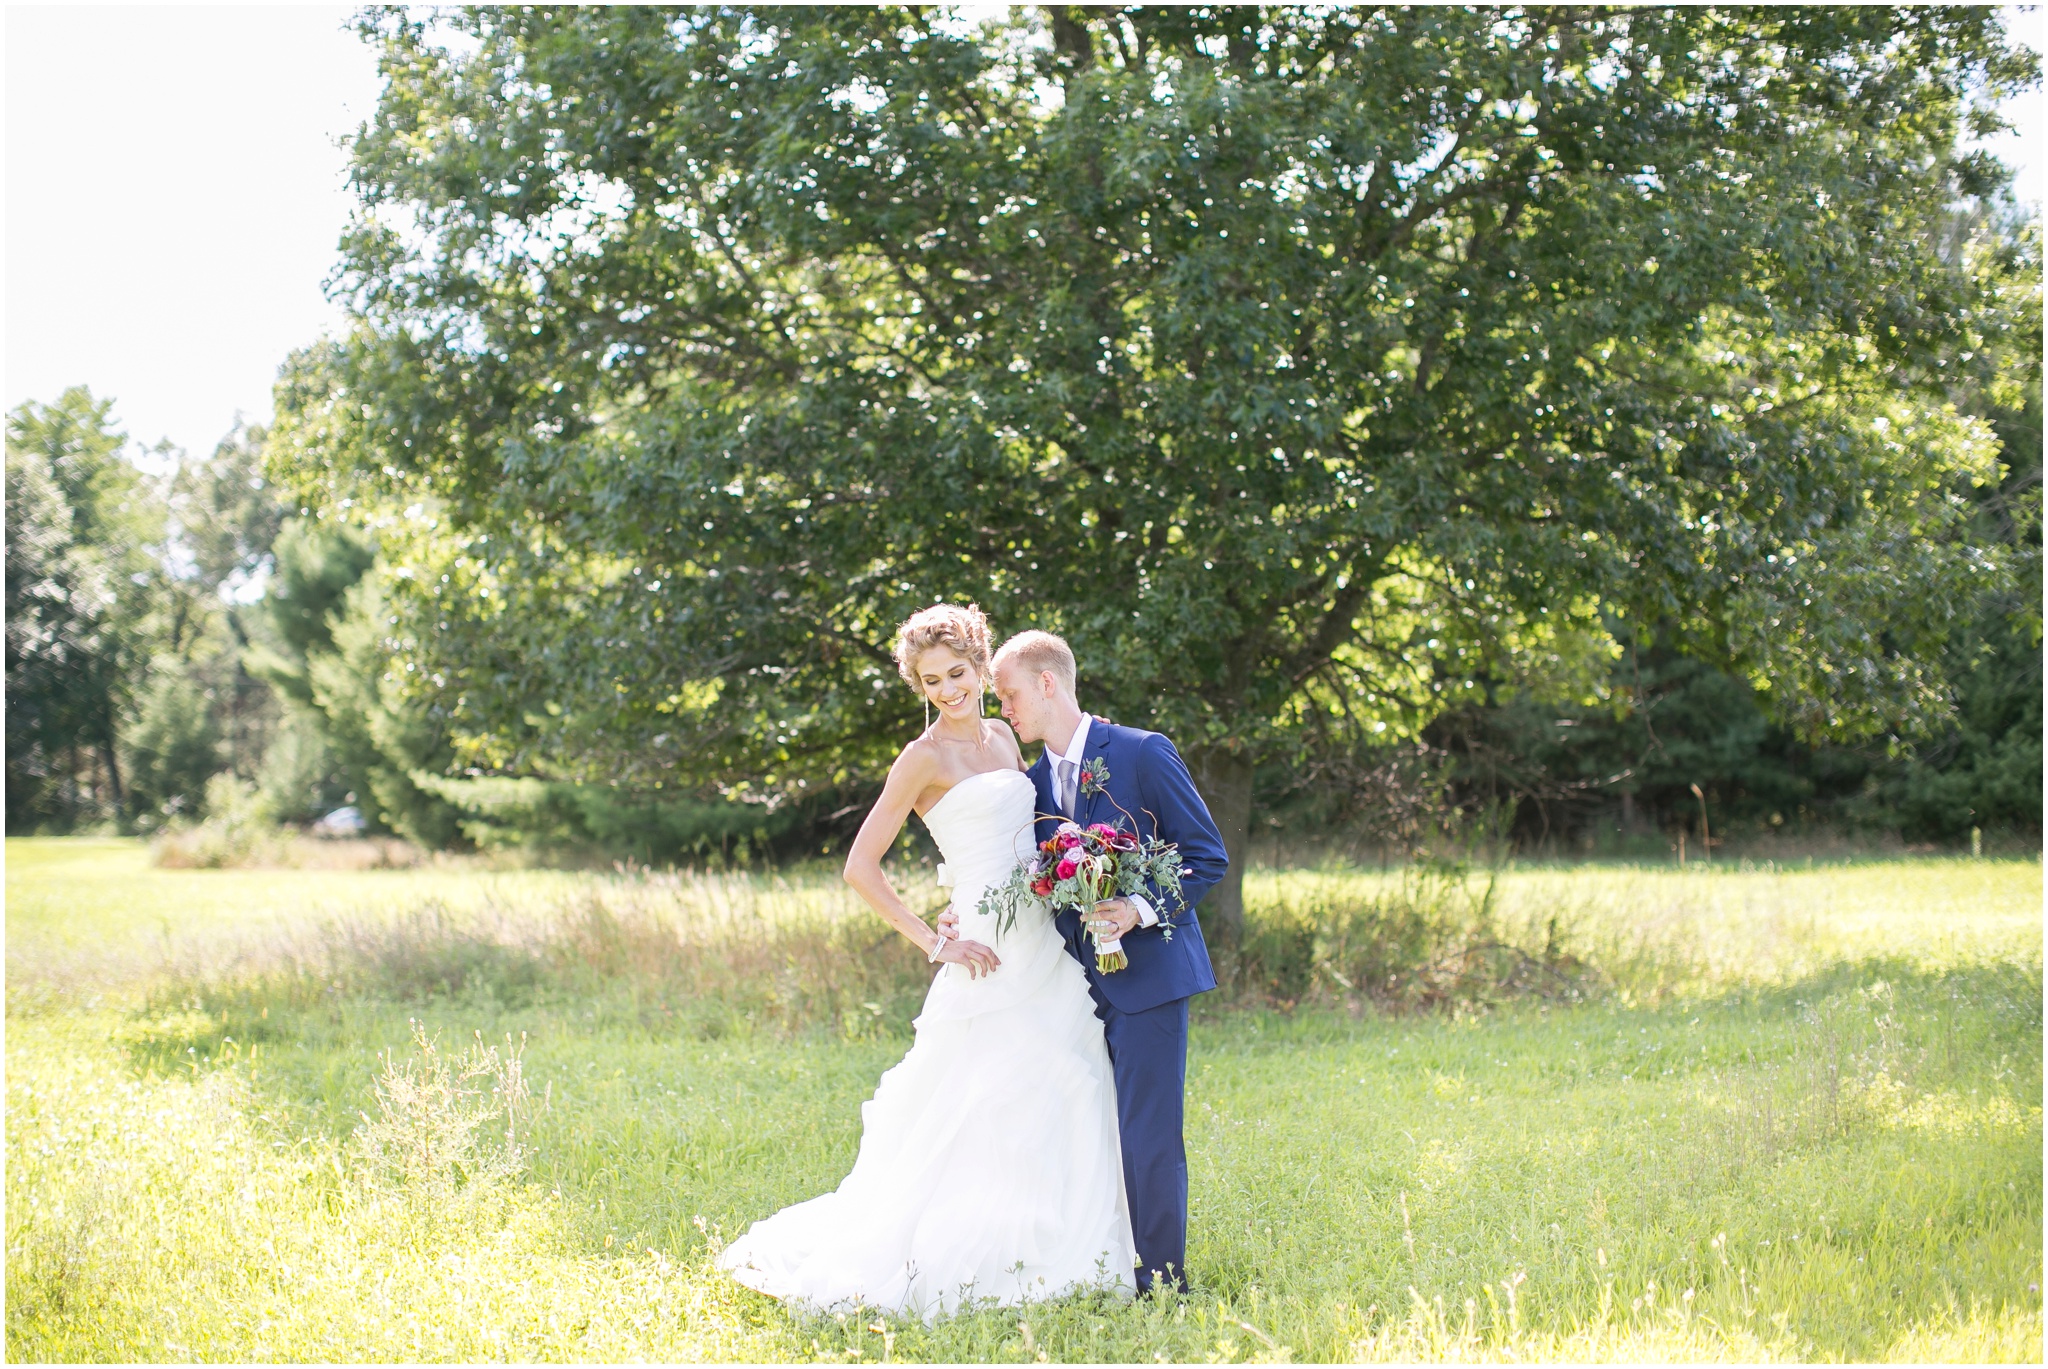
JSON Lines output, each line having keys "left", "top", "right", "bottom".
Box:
{"left": 1049, "top": 717, "right": 1160, "bottom": 928}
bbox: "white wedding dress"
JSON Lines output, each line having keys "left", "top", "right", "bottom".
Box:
{"left": 717, "top": 768, "right": 1136, "bottom": 1320}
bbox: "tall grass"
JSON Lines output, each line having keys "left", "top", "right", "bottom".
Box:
{"left": 6, "top": 840, "right": 2041, "bottom": 1361}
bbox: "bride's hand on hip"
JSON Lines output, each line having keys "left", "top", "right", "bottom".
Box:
{"left": 937, "top": 936, "right": 1000, "bottom": 978}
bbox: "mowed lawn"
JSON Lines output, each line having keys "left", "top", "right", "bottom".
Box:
{"left": 6, "top": 838, "right": 2041, "bottom": 1362}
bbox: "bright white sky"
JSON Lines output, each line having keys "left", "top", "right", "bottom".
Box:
{"left": 6, "top": 6, "right": 380, "bottom": 459}
{"left": 5, "top": 6, "right": 2046, "bottom": 462}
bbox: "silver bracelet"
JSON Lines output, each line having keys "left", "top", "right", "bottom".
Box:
{"left": 927, "top": 931, "right": 948, "bottom": 963}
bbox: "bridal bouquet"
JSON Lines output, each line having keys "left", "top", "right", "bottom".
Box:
{"left": 981, "top": 817, "right": 1186, "bottom": 974}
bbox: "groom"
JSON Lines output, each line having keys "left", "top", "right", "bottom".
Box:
{"left": 977, "top": 629, "right": 1228, "bottom": 1294}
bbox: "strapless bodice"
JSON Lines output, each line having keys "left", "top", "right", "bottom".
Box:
{"left": 914, "top": 768, "right": 1071, "bottom": 1021}
{"left": 919, "top": 768, "right": 1037, "bottom": 887}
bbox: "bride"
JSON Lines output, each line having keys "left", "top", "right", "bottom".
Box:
{"left": 716, "top": 603, "right": 1137, "bottom": 1320}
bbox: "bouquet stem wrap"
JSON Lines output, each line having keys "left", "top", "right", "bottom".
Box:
{"left": 1089, "top": 870, "right": 1127, "bottom": 974}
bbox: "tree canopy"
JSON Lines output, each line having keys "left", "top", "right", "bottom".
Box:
{"left": 6, "top": 390, "right": 163, "bottom": 822}
{"left": 274, "top": 6, "right": 2035, "bottom": 931}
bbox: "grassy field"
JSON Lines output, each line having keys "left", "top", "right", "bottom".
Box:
{"left": 6, "top": 837, "right": 2041, "bottom": 1362}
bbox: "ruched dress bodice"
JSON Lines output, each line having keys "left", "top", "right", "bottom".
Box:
{"left": 915, "top": 768, "right": 1073, "bottom": 1024}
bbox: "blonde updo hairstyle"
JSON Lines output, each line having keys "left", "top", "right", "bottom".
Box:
{"left": 893, "top": 602, "right": 993, "bottom": 696}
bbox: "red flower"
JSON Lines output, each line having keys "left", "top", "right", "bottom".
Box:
{"left": 1054, "top": 858, "right": 1078, "bottom": 881}
{"left": 1031, "top": 875, "right": 1055, "bottom": 897}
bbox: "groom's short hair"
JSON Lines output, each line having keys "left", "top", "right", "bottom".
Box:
{"left": 994, "top": 630, "right": 1077, "bottom": 694}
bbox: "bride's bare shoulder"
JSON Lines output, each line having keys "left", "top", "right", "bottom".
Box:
{"left": 880, "top": 733, "right": 942, "bottom": 786}
{"left": 889, "top": 733, "right": 944, "bottom": 780}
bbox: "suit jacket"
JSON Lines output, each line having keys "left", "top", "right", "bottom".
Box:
{"left": 1027, "top": 718, "right": 1226, "bottom": 1014}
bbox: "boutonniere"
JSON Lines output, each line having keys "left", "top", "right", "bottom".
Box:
{"left": 1079, "top": 757, "right": 1111, "bottom": 797}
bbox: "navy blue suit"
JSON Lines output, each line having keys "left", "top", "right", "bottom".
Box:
{"left": 1027, "top": 718, "right": 1228, "bottom": 1290}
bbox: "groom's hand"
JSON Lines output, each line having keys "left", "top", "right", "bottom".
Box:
{"left": 1091, "top": 897, "right": 1141, "bottom": 939}
{"left": 936, "top": 906, "right": 961, "bottom": 939}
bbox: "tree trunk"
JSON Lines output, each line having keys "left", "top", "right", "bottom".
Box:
{"left": 1187, "top": 744, "right": 1254, "bottom": 954}
{"left": 99, "top": 732, "right": 124, "bottom": 813}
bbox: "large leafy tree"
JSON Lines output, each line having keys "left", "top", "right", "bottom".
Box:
{"left": 278, "top": 6, "right": 2030, "bottom": 935}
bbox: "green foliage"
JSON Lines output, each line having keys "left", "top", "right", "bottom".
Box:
{"left": 3, "top": 400, "right": 350, "bottom": 836}
{"left": 1267, "top": 628, "right": 2040, "bottom": 853}
{"left": 165, "top": 422, "right": 288, "bottom": 600}
{"left": 411, "top": 772, "right": 820, "bottom": 866}
{"left": 120, "top": 668, "right": 223, "bottom": 823}
{"left": 286, "top": 5, "right": 2024, "bottom": 758}
{"left": 114, "top": 423, "right": 301, "bottom": 832}
{"left": 12, "top": 16, "right": 2036, "bottom": 871}
{"left": 319, "top": 575, "right": 470, "bottom": 848}
{"left": 1269, "top": 209, "right": 2043, "bottom": 851}
{"left": 11, "top": 389, "right": 164, "bottom": 558}
{"left": 6, "top": 431, "right": 114, "bottom": 826}
{"left": 253, "top": 708, "right": 343, "bottom": 825}
{"left": 250, "top": 518, "right": 376, "bottom": 674}
{"left": 241, "top": 525, "right": 470, "bottom": 845}
{"left": 270, "top": 8, "right": 2030, "bottom": 930}
{"left": 4, "top": 389, "right": 163, "bottom": 828}
{"left": 1877, "top": 605, "right": 2042, "bottom": 838}
{"left": 1876, "top": 210, "right": 2044, "bottom": 837}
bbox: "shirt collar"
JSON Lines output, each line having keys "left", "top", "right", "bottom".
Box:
{"left": 1050, "top": 715, "right": 1093, "bottom": 771}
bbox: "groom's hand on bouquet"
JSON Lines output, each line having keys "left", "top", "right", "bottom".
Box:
{"left": 1091, "top": 897, "right": 1141, "bottom": 939}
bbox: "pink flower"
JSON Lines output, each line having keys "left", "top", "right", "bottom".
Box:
{"left": 1058, "top": 831, "right": 1084, "bottom": 850}
{"left": 1088, "top": 823, "right": 1118, "bottom": 839}
{"left": 1054, "top": 858, "right": 1078, "bottom": 881}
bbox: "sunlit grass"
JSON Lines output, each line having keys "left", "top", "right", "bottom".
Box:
{"left": 1249, "top": 859, "right": 2043, "bottom": 999}
{"left": 6, "top": 839, "right": 2041, "bottom": 1361}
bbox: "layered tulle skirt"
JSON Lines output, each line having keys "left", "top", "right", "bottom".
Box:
{"left": 716, "top": 945, "right": 1136, "bottom": 1321}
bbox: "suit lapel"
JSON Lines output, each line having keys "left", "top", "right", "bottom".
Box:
{"left": 1074, "top": 718, "right": 1107, "bottom": 827}
{"left": 1026, "top": 752, "right": 1056, "bottom": 837}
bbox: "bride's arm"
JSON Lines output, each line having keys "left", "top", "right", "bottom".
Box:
{"left": 843, "top": 747, "right": 1001, "bottom": 978}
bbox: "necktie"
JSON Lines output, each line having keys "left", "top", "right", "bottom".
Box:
{"left": 1058, "top": 758, "right": 1079, "bottom": 817}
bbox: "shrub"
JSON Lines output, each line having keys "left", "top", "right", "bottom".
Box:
{"left": 1233, "top": 861, "right": 1596, "bottom": 1012}
{"left": 150, "top": 775, "right": 286, "bottom": 868}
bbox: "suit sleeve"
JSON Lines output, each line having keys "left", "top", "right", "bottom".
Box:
{"left": 1136, "top": 732, "right": 1229, "bottom": 919}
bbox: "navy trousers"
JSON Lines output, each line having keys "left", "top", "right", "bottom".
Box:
{"left": 1095, "top": 991, "right": 1191, "bottom": 1292}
